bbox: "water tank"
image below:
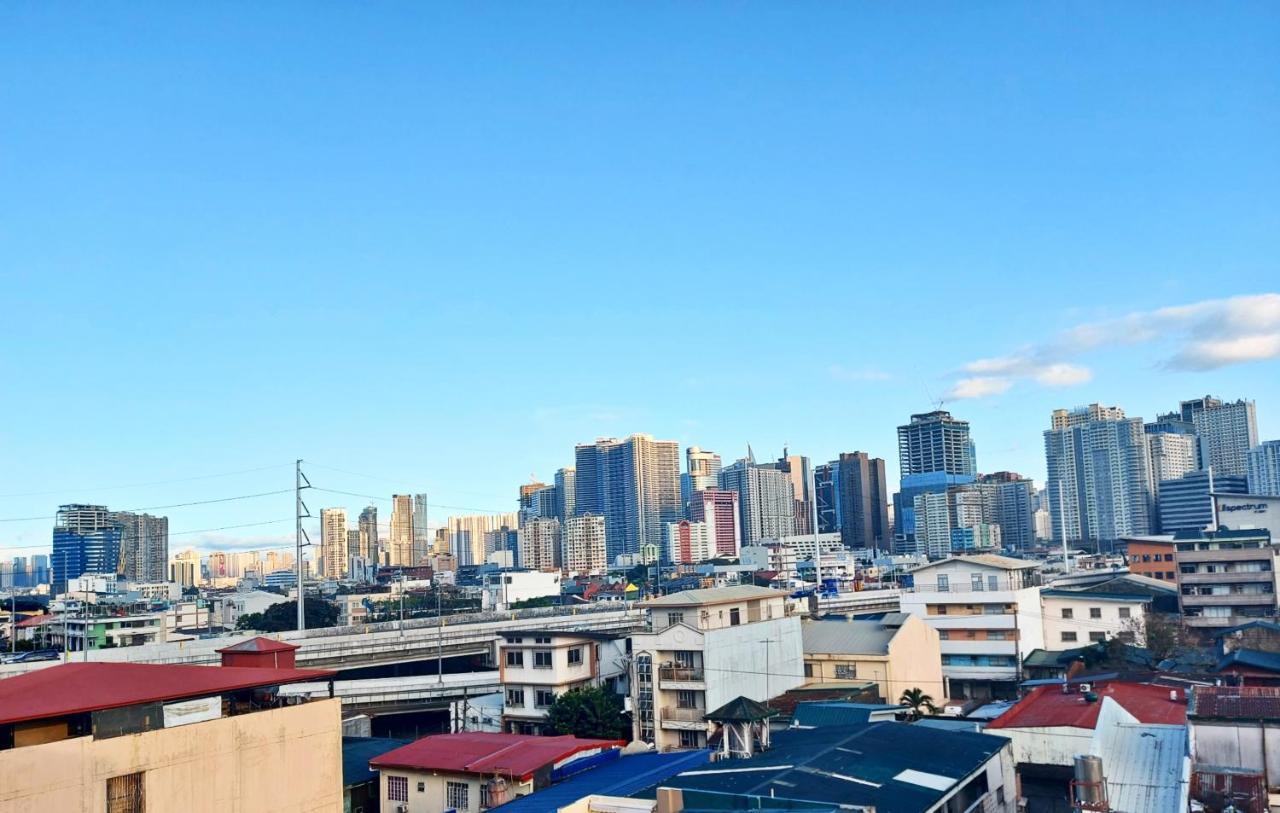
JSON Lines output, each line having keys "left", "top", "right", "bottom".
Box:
{"left": 1073, "top": 755, "right": 1107, "bottom": 808}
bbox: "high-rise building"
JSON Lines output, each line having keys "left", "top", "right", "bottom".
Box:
{"left": 319, "top": 508, "right": 348, "bottom": 579}
{"left": 665, "top": 520, "right": 712, "bottom": 565}
{"left": 1044, "top": 404, "right": 1153, "bottom": 547}
{"left": 1248, "top": 441, "right": 1280, "bottom": 496}
{"left": 718, "top": 459, "right": 796, "bottom": 545}
{"left": 976, "top": 472, "right": 1036, "bottom": 551}
{"left": 412, "top": 493, "right": 430, "bottom": 565}
{"left": 776, "top": 452, "right": 814, "bottom": 535}
{"left": 1192, "top": 398, "right": 1259, "bottom": 477}
{"left": 448, "top": 512, "right": 520, "bottom": 566}
{"left": 51, "top": 504, "right": 121, "bottom": 593}
{"left": 685, "top": 447, "right": 722, "bottom": 493}
{"left": 517, "top": 517, "right": 562, "bottom": 572}
{"left": 389, "top": 494, "right": 414, "bottom": 566}
{"left": 169, "top": 549, "right": 200, "bottom": 587}
{"left": 30, "top": 554, "right": 49, "bottom": 586}
{"left": 554, "top": 467, "right": 576, "bottom": 521}
{"left": 112, "top": 511, "right": 169, "bottom": 584}
{"left": 358, "top": 505, "right": 380, "bottom": 563}
{"left": 813, "top": 463, "right": 837, "bottom": 534}
{"left": 518, "top": 481, "right": 550, "bottom": 526}
{"left": 894, "top": 410, "right": 976, "bottom": 552}
{"left": 688, "top": 488, "right": 741, "bottom": 557}
{"left": 563, "top": 514, "right": 606, "bottom": 576}
{"left": 1146, "top": 431, "right": 1198, "bottom": 486}
{"left": 830, "top": 452, "right": 890, "bottom": 550}
{"left": 574, "top": 434, "right": 682, "bottom": 564}
{"left": 1158, "top": 470, "right": 1248, "bottom": 534}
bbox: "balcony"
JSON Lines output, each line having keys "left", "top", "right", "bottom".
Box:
{"left": 658, "top": 666, "right": 706, "bottom": 689}
{"left": 1179, "top": 571, "right": 1275, "bottom": 585}
{"left": 1180, "top": 593, "right": 1277, "bottom": 607}
{"left": 659, "top": 706, "right": 706, "bottom": 730}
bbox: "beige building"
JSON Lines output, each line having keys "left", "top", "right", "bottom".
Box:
{"left": 564, "top": 515, "right": 607, "bottom": 575}
{"left": 497, "top": 629, "right": 629, "bottom": 734}
{"left": 518, "top": 516, "right": 562, "bottom": 572}
{"left": 801, "top": 612, "right": 944, "bottom": 703}
{"left": 320, "top": 507, "right": 348, "bottom": 579}
{"left": 0, "top": 660, "right": 341, "bottom": 812}
{"left": 390, "top": 494, "right": 414, "bottom": 566}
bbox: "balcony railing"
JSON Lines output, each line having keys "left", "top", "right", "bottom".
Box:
{"left": 661, "top": 706, "right": 706, "bottom": 722}
{"left": 658, "top": 666, "right": 705, "bottom": 682}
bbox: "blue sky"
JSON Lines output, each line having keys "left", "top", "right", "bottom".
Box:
{"left": 2, "top": 3, "right": 1278, "bottom": 556}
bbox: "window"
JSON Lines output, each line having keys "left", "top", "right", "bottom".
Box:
{"left": 535, "top": 636, "right": 551, "bottom": 644}
{"left": 675, "top": 650, "right": 696, "bottom": 668}
{"left": 1164, "top": 554, "right": 1175, "bottom": 561}
{"left": 1089, "top": 607, "right": 1102, "bottom": 619}
{"left": 937, "top": 575, "right": 949, "bottom": 592}
{"left": 676, "top": 689, "right": 698, "bottom": 709}
{"left": 966, "top": 630, "right": 977, "bottom": 639}
{"left": 536, "top": 689, "right": 555, "bottom": 707}
{"left": 1118, "top": 607, "right": 1131, "bottom": 619}
{"left": 568, "top": 647, "right": 583, "bottom": 665}
{"left": 480, "top": 783, "right": 492, "bottom": 809}
{"left": 1061, "top": 631, "right": 1078, "bottom": 642}
{"left": 506, "top": 688, "right": 525, "bottom": 707}
{"left": 534, "top": 650, "right": 553, "bottom": 668}
{"left": 1061, "top": 608, "right": 1073, "bottom": 619}
{"left": 446, "top": 780, "right": 469, "bottom": 810}
{"left": 1166, "top": 571, "right": 1175, "bottom": 579}
{"left": 505, "top": 650, "right": 524, "bottom": 667}
{"left": 106, "top": 773, "right": 145, "bottom": 813}
{"left": 972, "top": 574, "right": 984, "bottom": 591}
{"left": 997, "top": 787, "right": 1007, "bottom": 805}
{"left": 679, "top": 730, "right": 701, "bottom": 748}
{"left": 388, "top": 776, "right": 408, "bottom": 803}
{"left": 835, "top": 664, "right": 857, "bottom": 679}
{"left": 988, "top": 631, "right": 1008, "bottom": 641}
{"left": 418, "top": 782, "right": 425, "bottom": 793}
{"left": 1089, "top": 632, "right": 1106, "bottom": 643}
{"left": 938, "top": 630, "right": 950, "bottom": 640}
{"left": 509, "top": 636, "right": 523, "bottom": 643}
{"left": 729, "top": 608, "right": 741, "bottom": 626}
{"left": 666, "top": 612, "right": 685, "bottom": 627}
{"left": 804, "top": 662, "right": 813, "bottom": 678}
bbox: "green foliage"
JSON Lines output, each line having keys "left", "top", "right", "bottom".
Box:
{"left": 1140, "top": 613, "right": 1182, "bottom": 661}
{"left": 508, "top": 596, "right": 556, "bottom": 609}
{"left": 546, "top": 685, "right": 628, "bottom": 740}
{"left": 236, "top": 599, "right": 338, "bottom": 632}
{"left": 899, "top": 687, "right": 938, "bottom": 719}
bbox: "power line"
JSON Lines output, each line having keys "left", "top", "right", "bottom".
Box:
{"left": 310, "top": 487, "right": 509, "bottom": 516}
{"left": 0, "top": 463, "right": 292, "bottom": 499}
{"left": 0, "top": 489, "right": 292, "bottom": 523}
{"left": 0, "top": 518, "right": 295, "bottom": 551}
{"left": 306, "top": 461, "right": 511, "bottom": 502}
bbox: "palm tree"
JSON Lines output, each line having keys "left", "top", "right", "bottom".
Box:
{"left": 899, "top": 687, "right": 938, "bottom": 720}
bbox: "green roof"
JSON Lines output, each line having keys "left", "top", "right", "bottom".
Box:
{"left": 705, "top": 695, "right": 778, "bottom": 722}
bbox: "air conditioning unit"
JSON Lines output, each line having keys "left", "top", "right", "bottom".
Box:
{"left": 1078, "top": 683, "right": 1091, "bottom": 694}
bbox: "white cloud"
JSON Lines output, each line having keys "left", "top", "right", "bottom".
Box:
{"left": 828, "top": 364, "right": 892, "bottom": 382}
{"left": 949, "top": 293, "right": 1280, "bottom": 399}
{"left": 946, "top": 377, "right": 1013, "bottom": 399}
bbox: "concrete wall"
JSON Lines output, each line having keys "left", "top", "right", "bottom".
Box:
{"left": 1040, "top": 594, "right": 1145, "bottom": 648}
{"left": 1191, "top": 720, "right": 1280, "bottom": 786}
{"left": 703, "top": 615, "right": 804, "bottom": 710}
{"left": 0, "top": 699, "right": 342, "bottom": 812}
{"left": 884, "top": 614, "right": 944, "bottom": 703}
{"left": 989, "top": 725, "right": 1094, "bottom": 767}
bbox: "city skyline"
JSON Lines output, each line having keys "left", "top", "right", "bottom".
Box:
{"left": 3, "top": 4, "right": 1279, "bottom": 555}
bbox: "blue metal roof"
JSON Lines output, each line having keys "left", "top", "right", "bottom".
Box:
{"left": 342, "top": 736, "right": 410, "bottom": 788}
{"left": 791, "top": 701, "right": 900, "bottom": 728}
{"left": 493, "top": 749, "right": 710, "bottom": 811}
{"left": 1217, "top": 648, "right": 1280, "bottom": 673}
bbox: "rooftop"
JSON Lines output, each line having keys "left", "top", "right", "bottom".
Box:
{"left": 802, "top": 618, "right": 899, "bottom": 656}
{"left": 368, "top": 732, "right": 625, "bottom": 780}
{"left": 498, "top": 629, "right": 621, "bottom": 642}
{"left": 641, "top": 585, "right": 785, "bottom": 607}
{"left": 705, "top": 695, "right": 778, "bottom": 723}
{"left": 1216, "top": 649, "right": 1280, "bottom": 674}
{"left": 987, "top": 682, "right": 1187, "bottom": 730}
{"left": 215, "top": 635, "right": 299, "bottom": 654}
{"left": 0, "top": 662, "right": 335, "bottom": 726}
{"left": 1212, "top": 620, "right": 1280, "bottom": 639}
{"left": 660, "top": 722, "right": 1009, "bottom": 813}
{"left": 342, "top": 736, "right": 410, "bottom": 788}
{"left": 791, "top": 701, "right": 901, "bottom": 728}
{"left": 494, "top": 750, "right": 709, "bottom": 812}
{"left": 1189, "top": 686, "right": 1280, "bottom": 721}
{"left": 1090, "top": 699, "right": 1189, "bottom": 813}
{"left": 910, "top": 554, "right": 1039, "bottom": 573}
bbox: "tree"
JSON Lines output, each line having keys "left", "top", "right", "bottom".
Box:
{"left": 546, "top": 685, "right": 628, "bottom": 740}
{"left": 236, "top": 599, "right": 338, "bottom": 632}
{"left": 1136, "top": 613, "right": 1182, "bottom": 661}
{"left": 899, "top": 687, "right": 938, "bottom": 720}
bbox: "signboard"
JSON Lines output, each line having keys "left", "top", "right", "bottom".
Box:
{"left": 1214, "top": 494, "right": 1280, "bottom": 539}
{"left": 163, "top": 695, "right": 222, "bottom": 729}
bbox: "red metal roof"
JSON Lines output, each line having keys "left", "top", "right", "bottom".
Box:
{"left": 0, "top": 662, "right": 334, "bottom": 726}
{"left": 215, "top": 636, "right": 299, "bottom": 654}
{"left": 1190, "top": 686, "right": 1280, "bottom": 721}
{"left": 369, "top": 732, "right": 624, "bottom": 780}
{"left": 986, "top": 681, "right": 1187, "bottom": 730}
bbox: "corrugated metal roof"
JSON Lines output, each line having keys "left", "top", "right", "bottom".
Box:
{"left": 370, "top": 732, "right": 625, "bottom": 780}
{"left": 342, "top": 736, "right": 410, "bottom": 788}
{"left": 1090, "top": 699, "right": 1190, "bottom": 813}
{"left": 791, "top": 701, "right": 900, "bottom": 728}
{"left": 492, "top": 749, "right": 709, "bottom": 811}
{"left": 909, "top": 553, "right": 1039, "bottom": 573}
{"left": 1189, "top": 686, "right": 1280, "bottom": 720}
{"left": 1216, "top": 648, "right": 1280, "bottom": 673}
{"left": 987, "top": 682, "right": 1187, "bottom": 730}
{"left": 802, "top": 618, "right": 897, "bottom": 656}
{"left": 642, "top": 585, "right": 786, "bottom": 607}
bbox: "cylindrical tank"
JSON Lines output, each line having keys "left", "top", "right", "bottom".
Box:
{"left": 1073, "top": 754, "right": 1106, "bottom": 807}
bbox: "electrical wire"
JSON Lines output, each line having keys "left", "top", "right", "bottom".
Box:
{"left": 0, "top": 489, "right": 292, "bottom": 523}
{"left": 0, "top": 463, "right": 292, "bottom": 499}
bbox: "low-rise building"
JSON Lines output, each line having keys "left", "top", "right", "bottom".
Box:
{"left": 481, "top": 570, "right": 562, "bottom": 611}
{"left": 0, "top": 660, "right": 341, "bottom": 811}
{"left": 498, "top": 630, "right": 628, "bottom": 734}
{"left": 630, "top": 586, "right": 803, "bottom": 751}
{"left": 900, "top": 554, "right": 1044, "bottom": 700}
{"left": 1123, "top": 535, "right": 1178, "bottom": 582}
{"left": 369, "top": 731, "right": 624, "bottom": 812}
{"left": 1039, "top": 586, "right": 1150, "bottom": 648}
{"left": 1188, "top": 685, "right": 1280, "bottom": 791}
{"left": 1173, "top": 528, "right": 1279, "bottom": 627}
{"left": 801, "top": 612, "right": 943, "bottom": 703}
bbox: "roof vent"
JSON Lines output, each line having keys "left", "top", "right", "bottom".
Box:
{"left": 1170, "top": 690, "right": 1178, "bottom": 702}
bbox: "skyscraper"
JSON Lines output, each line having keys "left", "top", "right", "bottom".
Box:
{"left": 358, "top": 505, "right": 380, "bottom": 563}
{"left": 389, "top": 494, "right": 414, "bottom": 566}
{"left": 51, "top": 504, "right": 121, "bottom": 593}
{"left": 518, "top": 517, "right": 562, "bottom": 572}
{"left": 976, "top": 472, "right": 1036, "bottom": 551}
{"left": 718, "top": 459, "right": 796, "bottom": 544}
{"left": 563, "top": 514, "right": 606, "bottom": 575}
{"left": 685, "top": 447, "right": 722, "bottom": 493}
{"left": 831, "top": 452, "right": 890, "bottom": 549}
{"left": 319, "top": 507, "right": 348, "bottom": 578}
{"left": 1248, "top": 440, "right": 1280, "bottom": 496}
{"left": 688, "top": 488, "right": 742, "bottom": 557}
{"left": 894, "top": 410, "right": 976, "bottom": 552}
{"left": 1158, "top": 470, "right": 1248, "bottom": 534}
{"left": 554, "top": 467, "right": 576, "bottom": 521}
{"left": 574, "top": 434, "right": 682, "bottom": 564}
{"left": 518, "top": 481, "right": 550, "bottom": 526}
{"left": 1044, "top": 404, "right": 1154, "bottom": 548}
{"left": 1191, "top": 398, "right": 1259, "bottom": 477}
{"left": 112, "top": 511, "right": 169, "bottom": 583}
{"left": 412, "top": 493, "right": 430, "bottom": 565}
{"left": 776, "top": 452, "right": 814, "bottom": 535}
{"left": 665, "top": 520, "right": 712, "bottom": 565}
{"left": 448, "top": 512, "right": 520, "bottom": 566}
{"left": 813, "top": 463, "right": 838, "bottom": 534}
{"left": 1146, "top": 431, "right": 1198, "bottom": 486}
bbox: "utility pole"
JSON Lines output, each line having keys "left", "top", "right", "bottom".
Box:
{"left": 295, "top": 460, "right": 312, "bottom": 632}
{"left": 436, "top": 584, "right": 444, "bottom": 683}
{"left": 9, "top": 591, "right": 16, "bottom": 654}
{"left": 398, "top": 571, "right": 406, "bottom": 638}
{"left": 809, "top": 465, "right": 821, "bottom": 602}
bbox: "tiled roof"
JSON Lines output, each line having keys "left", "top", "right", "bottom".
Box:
{"left": 369, "top": 732, "right": 625, "bottom": 780}
{"left": 0, "top": 662, "right": 335, "bottom": 726}
{"left": 986, "top": 682, "right": 1187, "bottom": 730}
{"left": 1189, "top": 686, "right": 1280, "bottom": 721}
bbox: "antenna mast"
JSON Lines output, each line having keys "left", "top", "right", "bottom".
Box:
{"left": 295, "top": 460, "right": 312, "bottom": 631}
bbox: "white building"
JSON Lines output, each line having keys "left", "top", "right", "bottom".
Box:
{"left": 319, "top": 507, "right": 348, "bottom": 579}
{"left": 1039, "top": 586, "right": 1149, "bottom": 648}
{"left": 481, "top": 570, "right": 561, "bottom": 611}
{"left": 563, "top": 514, "right": 607, "bottom": 575}
{"left": 739, "top": 544, "right": 798, "bottom": 581}
{"left": 1147, "top": 431, "right": 1198, "bottom": 485}
{"left": 900, "top": 554, "right": 1044, "bottom": 700}
{"left": 1248, "top": 440, "right": 1280, "bottom": 497}
{"left": 630, "top": 586, "right": 804, "bottom": 751}
{"left": 1193, "top": 398, "right": 1259, "bottom": 477}
{"left": 498, "top": 630, "right": 628, "bottom": 734}
{"left": 665, "top": 520, "right": 712, "bottom": 565}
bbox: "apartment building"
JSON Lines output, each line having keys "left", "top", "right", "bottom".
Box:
{"left": 1039, "top": 587, "right": 1150, "bottom": 648}
{"left": 801, "top": 612, "right": 943, "bottom": 702}
{"left": 1124, "top": 536, "right": 1178, "bottom": 582}
{"left": 498, "top": 630, "right": 628, "bottom": 734}
{"left": 1174, "top": 528, "right": 1279, "bottom": 628}
{"left": 900, "top": 555, "right": 1044, "bottom": 700}
{"left": 630, "top": 586, "right": 803, "bottom": 751}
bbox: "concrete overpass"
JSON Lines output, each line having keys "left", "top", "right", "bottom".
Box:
{"left": 815, "top": 588, "right": 901, "bottom": 616}
{"left": 277, "top": 670, "right": 502, "bottom": 716}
